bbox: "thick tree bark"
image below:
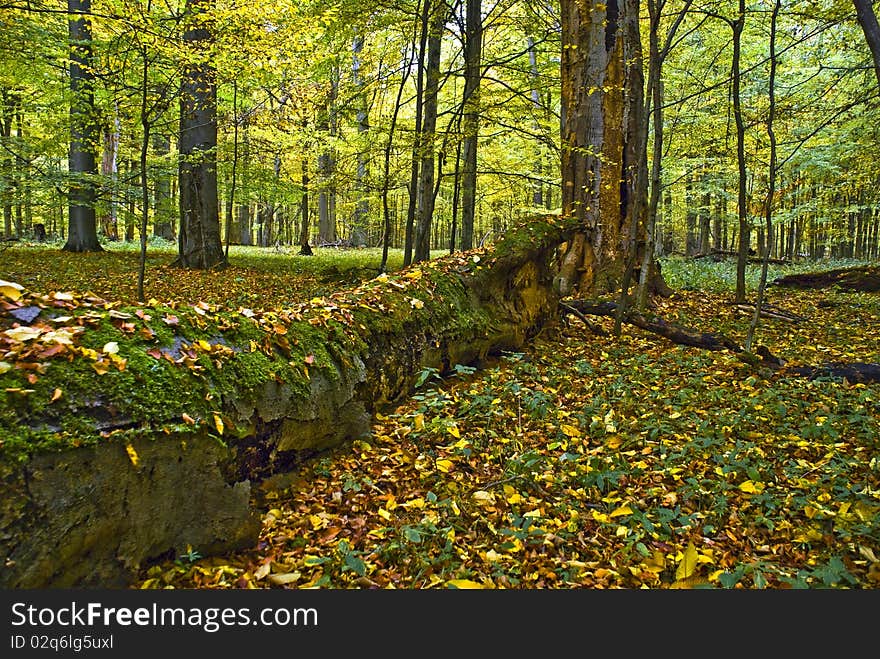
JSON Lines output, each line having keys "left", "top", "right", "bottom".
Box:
{"left": 459, "top": 0, "right": 482, "bottom": 252}
{"left": 175, "top": 0, "right": 224, "bottom": 269}
{"left": 558, "top": 0, "right": 639, "bottom": 296}
{"left": 64, "top": 0, "right": 102, "bottom": 253}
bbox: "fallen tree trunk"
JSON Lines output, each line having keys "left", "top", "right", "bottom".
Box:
{"left": 0, "top": 215, "right": 579, "bottom": 587}
{"left": 772, "top": 265, "right": 880, "bottom": 292}
{"left": 564, "top": 299, "right": 744, "bottom": 352}
{"left": 563, "top": 299, "right": 880, "bottom": 383}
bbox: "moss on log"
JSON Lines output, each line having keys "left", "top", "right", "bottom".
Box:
{"left": 0, "top": 214, "right": 578, "bottom": 587}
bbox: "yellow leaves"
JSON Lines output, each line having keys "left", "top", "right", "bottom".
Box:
{"left": 445, "top": 579, "right": 485, "bottom": 589}
{"left": 50, "top": 388, "right": 63, "bottom": 403}
{"left": 503, "top": 484, "right": 523, "bottom": 504}
{"left": 560, "top": 423, "right": 581, "bottom": 438}
{"left": 0, "top": 361, "right": 11, "bottom": 375}
{"left": 738, "top": 480, "right": 765, "bottom": 495}
{"left": 413, "top": 413, "right": 425, "bottom": 431}
{"left": 0, "top": 279, "right": 24, "bottom": 301}
{"left": 4, "top": 326, "right": 42, "bottom": 342}
{"left": 213, "top": 413, "right": 225, "bottom": 436}
{"left": 674, "top": 542, "right": 699, "bottom": 581}
{"left": 377, "top": 508, "right": 393, "bottom": 521}
{"left": 125, "top": 443, "right": 140, "bottom": 467}
{"left": 409, "top": 297, "right": 424, "bottom": 310}
{"left": 103, "top": 341, "right": 119, "bottom": 354}
{"left": 609, "top": 504, "right": 633, "bottom": 518}
{"left": 446, "top": 424, "right": 460, "bottom": 438}
{"left": 435, "top": 458, "right": 454, "bottom": 473}
{"left": 472, "top": 491, "right": 496, "bottom": 507}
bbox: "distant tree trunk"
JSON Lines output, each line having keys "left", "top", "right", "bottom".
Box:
{"left": 685, "top": 171, "right": 697, "bottom": 255}
{"left": 239, "top": 121, "right": 251, "bottom": 246}
{"left": 459, "top": 0, "right": 482, "bottom": 252}
{"left": 733, "top": 0, "right": 749, "bottom": 303}
{"left": 557, "top": 0, "right": 644, "bottom": 297}
{"left": 699, "top": 185, "right": 711, "bottom": 254}
{"left": 413, "top": 0, "right": 444, "bottom": 263}
{"left": 175, "top": 0, "right": 224, "bottom": 269}
{"left": 854, "top": 0, "right": 880, "bottom": 90}
{"left": 99, "top": 109, "right": 120, "bottom": 240}
{"left": 64, "top": 0, "right": 102, "bottom": 252}
{"left": 152, "top": 133, "right": 175, "bottom": 240}
{"left": 224, "top": 81, "right": 238, "bottom": 260}
{"left": 352, "top": 36, "right": 369, "bottom": 247}
{"left": 299, "top": 157, "right": 312, "bottom": 255}
{"left": 1, "top": 90, "right": 12, "bottom": 238}
{"left": 527, "top": 37, "right": 544, "bottom": 208}
{"left": 318, "top": 70, "right": 338, "bottom": 244}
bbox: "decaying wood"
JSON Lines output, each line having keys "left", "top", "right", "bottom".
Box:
{"left": 563, "top": 299, "right": 744, "bottom": 352}
{"left": 781, "top": 362, "right": 880, "bottom": 384}
{"left": 772, "top": 265, "right": 880, "bottom": 292}
{"left": 563, "top": 298, "right": 879, "bottom": 383}
{"left": 726, "top": 301, "right": 808, "bottom": 323}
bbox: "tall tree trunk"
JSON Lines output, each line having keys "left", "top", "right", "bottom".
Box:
{"left": 152, "top": 133, "right": 174, "bottom": 240}
{"left": 352, "top": 36, "right": 369, "bottom": 247}
{"left": 99, "top": 108, "right": 120, "bottom": 240}
{"left": 64, "top": 0, "right": 102, "bottom": 252}
{"left": 459, "top": 0, "right": 482, "bottom": 251}
{"left": 175, "top": 0, "right": 224, "bottom": 269}
{"left": 318, "top": 70, "right": 338, "bottom": 244}
{"left": 745, "top": 0, "right": 780, "bottom": 352}
{"left": 557, "top": 0, "right": 641, "bottom": 296}
{"left": 404, "top": 0, "right": 429, "bottom": 266}
{"left": 299, "top": 157, "right": 312, "bottom": 254}
{"left": 527, "top": 37, "right": 544, "bottom": 208}
{"left": 239, "top": 121, "right": 251, "bottom": 245}
{"left": 413, "top": 0, "right": 444, "bottom": 263}
{"left": 1, "top": 90, "right": 12, "bottom": 238}
{"left": 733, "top": 0, "right": 749, "bottom": 303}
{"left": 224, "top": 81, "right": 238, "bottom": 260}
{"left": 853, "top": 0, "right": 880, "bottom": 89}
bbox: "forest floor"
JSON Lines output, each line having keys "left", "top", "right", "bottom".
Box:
{"left": 3, "top": 241, "right": 879, "bottom": 588}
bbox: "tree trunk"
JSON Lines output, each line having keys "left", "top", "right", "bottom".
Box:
{"left": 152, "top": 134, "right": 175, "bottom": 240}
{"left": 404, "top": 0, "right": 429, "bottom": 266}
{"left": 733, "top": 0, "right": 749, "bottom": 303}
{"left": 854, "top": 0, "right": 880, "bottom": 90}
{"left": 352, "top": 36, "right": 369, "bottom": 247}
{"left": 64, "top": 0, "right": 102, "bottom": 253}
{"left": 413, "top": 0, "right": 444, "bottom": 263}
{"left": 318, "top": 70, "right": 338, "bottom": 244}
{"left": 459, "top": 0, "right": 482, "bottom": 252}
{"left": 558, "top": 0, "right": 639, "bottom": 296}
{"left": 175, "top": 0, "right": 224, "bottom": 269}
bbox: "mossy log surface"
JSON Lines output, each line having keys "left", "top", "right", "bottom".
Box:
{"left": 0, "top": 215, "right": 577, "bottom": 587}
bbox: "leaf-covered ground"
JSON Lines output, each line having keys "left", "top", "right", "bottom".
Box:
{"left": 135, "top": 266, "right": 878, "bottom": 590}
{"left": 2, "top": 243, "right": 879, "bottom": 588}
